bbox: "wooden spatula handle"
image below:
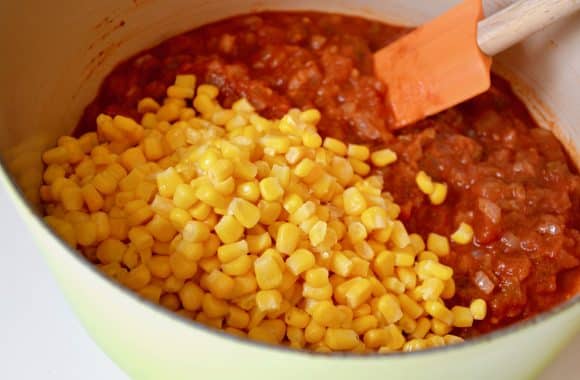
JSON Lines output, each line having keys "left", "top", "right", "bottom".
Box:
{"left": 477, "top": 0, "right": 580, "bottom": 56}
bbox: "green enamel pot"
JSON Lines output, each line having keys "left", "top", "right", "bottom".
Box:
{"left": 1, "top": 1, "right": 578, "bottom": 379}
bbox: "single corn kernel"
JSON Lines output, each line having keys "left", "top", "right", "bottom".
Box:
{"left": 276, "top": 223, "right": 300, "bottom": 254}
{"left": 451, "top": 222, "right": 474, "bottom": 245}
{"left": 347, "top": 144, "right": 370, "bottom": 161}
{"left": 415, "top": 171, "right": 434, "bottom": 194}
{"left": 377, "top": 294, "right": 403, "bottom": 323}
{"left": 256, "top": 289, "right": 283, "bottom": 312}
{"left": 345, "top": 278, "right": 373, "bottom": 309}
{"left": 360, "top": 206, "right": 388, "bottom": 231}
{"left": 308, "top": 220, "right": 327, "bottom": 247}
{"left": 343, "top": 187, "right": 367, "bottom": 216}
{"left": 206, "top": 270, "right": 235, "bottom": 299}
{"left": 452, "top": 306, "right": 474, "bottom": 328}
{"left": 302, "top": 132, "right": 322, "bottom": 148}
{"left": 286, "top": 249, "right": 315, "bottom": 276}
{"left": 370, "top": 148, "right": 397, "bottom": 167}
{"left": 470, "top": 298, "right": 487, "bottom": 320}
{"left": 427, "top": 233, "right": 450, "bottom": 256}
{"left": 429, "top": 182, "right": 448, "bottom": 205}
{"left": 217, "top": 240, "right": 249, "bottom": 263}
{"left": 259, "top": 177, "right": 284, "bottom": 201}
{"left": 228, "top": 197, "right": 260, "bottom": 228}
{"left": 324, "top": 328, "right": 359, "bottom": 351}
{"left": 214, "top": 215, "right": 244, "bottom": 244}
{"left": 254, "top": 253, "right": 283, "bottom": 290}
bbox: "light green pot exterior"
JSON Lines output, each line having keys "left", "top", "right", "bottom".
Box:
{"left": 1, "top": 1, "right": 579, "bottom": 379}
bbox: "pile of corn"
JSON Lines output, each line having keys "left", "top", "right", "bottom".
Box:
{"left": 40, "top": 74, "right": 486, "bottom": 353}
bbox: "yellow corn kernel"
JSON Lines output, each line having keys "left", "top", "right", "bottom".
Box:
{"left": 299, "top": 108, "right": 321, "bottom": 124}
{"left": 167, "top": 85, "right": 194, "bottom": 99}
{"left": 96, "top": 238, "right": 126, "bottom": 264}
{"left": 451, "top": 306, "right": 474, "bottom": 328}
{"left": 246, "top": 232, "right": 272, "bottom": 255}
{"left": 415, "top": 171, "right": 434, "bottom": 194}
{"left": 308, "top": 220, "right": 327, "bottom": 247}
{"left": 302, "top": 131, "right": 322, "bottom": 148}
{"left": 349, "top": 158, "right": 370, "bottom": 176}
{"left": 143, "top": 136, "right": 165, "bottom": 161}
{"left": 429, "top": 182, "right": 448, "bottom": 205}
{"left": 172, "top": 184, "right": 197, "bottom": 209}
{"left": 322, "top": 137, "right": 347, "bottom": 156}
{"left": 176, "top": 240, "right": 204, "bottom": 262}
{"left": 305, "top": 268, "right": 329, "bottom": 288}
{"left": 236, "top": 181, "right": 260, "bottom": 202}
{"left": 394, "top": 251, "right": 415, "bottom": 267}
{"left": 330, "top": 252, "right": 352, "bottom": 277}
{"left": 409, "top": 317, "right": 431, "bottom": 339}
{"left": 124, "top": 264, "right": 151, "bottom": 290}
{"left": 259, "top": 177, "right": 284, "bottom": 201}
{"left": 202, "top": 293, "right": 229, "bottom": 318}
{"left": 148, "top": 255, "right": 171, "bottom": 279}
{"left": 425, "top": 300, "right": 454, "bottom": 325}
{"left": 169, "top": 208, "right": 192, "bottom": 230}
{"left": 361, "top": 206, "right": 389, "bottom": 231}
{"left": 418, "top": 260, "right": 453, "bottom": 281}
{"left": 343, "top": 187, "right": 367, "bottom": 216}
{"left": 397, "top": 267, "right": 417, "bottom": 290}
{"left": 441, "top": 278, "right": 456, "bottom": 299}
{"left": 61, "top": 186, "right": 83, "bottom": 211}
{"left": 217, "top": 240, "right": 249, "bottom": 263}
{"left": 182, "top": 220, "right": 210, "bottom": 243}
{"left": 256, "top": 200, "right": 281, "bottom": 225}
{"left": 147, "top": 215, "right": 177, "bottom": 243}
{"left": 285, "top": 249, "right": 315, "bottom": 276}
{"left": 347, "top": 221, "right": 368, "bottom": 243}
{"left": 174, "top": 74, "right": 196, "bottom": 89}
{"left": 345, "top": 278, "right": 373, "bottom": 309}
{"left": 128, "top": 226, "right": 154, "bottom": 251}
{"left": 431, "top": 318, "right": 452, "bottom": 336}
{"left": 254, "top": 253, "right": 283, "bottom": 290}
{"left": 276, "top": 223, "right": 300, "bottom": 254}
{"left": 221, "top": 254, "right": 252, "bottom": 276}
{"left": 444, "top": 334, "right": 464, "bottom": 345}
{"left": 377, "top": 294, "right": 403, "bottom": 323}
{"left": 363, "top": 328, "right": 390, "bottom": 349}
{"left": 248, "top": 319, "right": 286, "bottom": 345}
{"left": 80, "top": 184, "right": 103, "bottom": 212}
{"left": 76, "top": 220, "right": 97, "bottom": 247}
{"left": 256, "top": 289, "right": 283, "bottom": 312}
{"left": 347, "top": 144, "right": 370, "bottom": 161}
{"left": 157, "top": 103, "right": 181, "bottom": 122}
{"left": 228, "top": 197, "right": 260, "bottom": 229}
{"left": 324, "top": 328, "right": 359, "bottom": 350}
{"left": 156, "top": 167, "right": 184, "bottom": 198}
{"left": 351, "top": 315, "right": 377, "bottom": 335}
{"left": 451, "top": 222, "right": 474, "bottom": 245}
{"left": 137, "top": 97, "right": 160, "bottom": 113}
{"left": 370, "top": 148, "right": 397, "bottom": 167}
{"left": 391, "top": 221, "right": 410, "bottom": 248}
{"left": 43, "top": 146, "right": 69, "bottom": 165}
{"left": 373, "top": 250, "right": 395, "bottom": 279}
{"left": 195, "top": 184, "right": 229, "bottom": 209}
{"left": 214, "top": 215, "right": 244, "bottom": 244}
{"left": 470, "top": 298, "right": 487, "bottom": 320}
{"left": 417, "top": 277, "right": 445, "bottom": 301}
{"left": 302, "top": 283, "right": 332, "bottom": 301}
{"left": 418, "top": 250, "right": 439, "bottom": 262}
{"left": 226, "top": 306, "right": 250, "bottom": 329}
{"left": 189, "top": 202, "right": 211, "bottom": 221}
{"left": 205, "top": 270, "right": 235, "bottom": 299}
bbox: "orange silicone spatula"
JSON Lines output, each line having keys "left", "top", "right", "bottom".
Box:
{"left": 374, "top": 0, "right": 580, "bottom": 128}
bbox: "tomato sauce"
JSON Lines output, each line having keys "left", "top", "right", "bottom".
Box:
{"left": 77, "top": 12, "right": 580, "bottom": 335}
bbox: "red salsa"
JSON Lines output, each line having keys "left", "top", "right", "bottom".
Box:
{"left": 77, "top": 12, "right": 580, "bottom": 335}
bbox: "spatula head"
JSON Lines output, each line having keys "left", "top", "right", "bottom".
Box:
{"left": 374, "top": 0, "right": 492, "bottom": 128}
